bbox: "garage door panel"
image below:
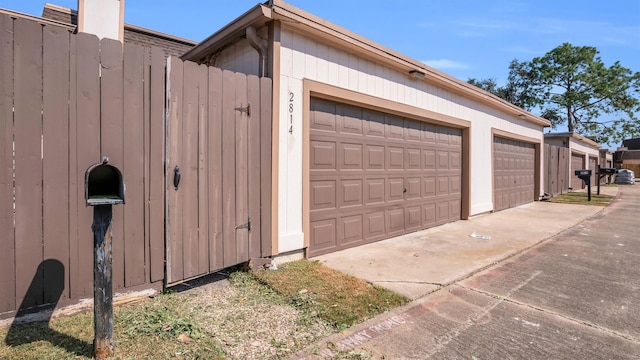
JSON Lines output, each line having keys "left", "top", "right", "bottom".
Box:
{"left": 437, "top": 127, "right": 450, "bottom": 144}
{"left": 386, "top": 115, "right": 404, "bottom": 139}
{"left": 310, "top": 218, "right": 337, "bottom": 251}
{"left": 423, "top": 149, "right": 436, "bottom": 169}
{"left": 310, "top": 99, "right": 337, "bottom": 132}
{"left": 449, "top": 199, "right": 461, "bottom": 219}
{"left": 450, "top": 175, "right": 461, "bottom": 194}
{"left": 364, "top": 211, "right": 386, "bottom": 240}
{"left": 436, "top": 202, "right": 450, "bottom": 222}
{"left": 387, "top": 146, "right": 404, "bottom": 169}
{"left": 406, "top": 148, "right": 421, "bottom": 169}
{"left": 339, "top": 214, "right": 363, "bottom": 244}
{"left": 340, "top": 107, "right": 364, "bottom": 135}
{"left": 423, "top": 204, "right": 436, "bottom": 226}
{"left": 437, "top": 176, "right": 450, "bottom": 195}
{"left": 339, "top": 143, "right": 363, "bottom": 169}
{"left": 365, "top": 178, "right": 385, "bottom": 205}
{"left": 406, "top": 205, "right": 422, "bottom": 230}
{"left": 386, "top": 208, "right": 405, "bottom": 235}
{"left": 422, "top": 123, "right": 436, "bottom": 143}
{"left": 387, "top": 177, "right": 405, "bottom": 202}
{"left": 363, "top": 110, "right": 385, "bottom": 137}
{"left": 406, "top": 120, "right": 422, "bottom": 142}
{"left": 423, "top": 176, "right": 436, "bottom": 197}
{"left": 339, "top": 179, "right": 363, "bottom": 208}
{"left": 437, "top": 150, "right": 450, "bottom": 169}
{"left": 365, "top": 145, "right": 385, "bottom": 169}
{"left": 450, "top": 151, "right": 461, "bottom": 170}
{"left": 450, "top": 129, "right": 462, "bottom": 145}
{"left": 406, "top": 177, "right": 421, "bottom": 197}
{"left": 311, "top": 140, "right": 336, "bottom": 170}
{"left": 310, "top": 180, "right": 336, "bottom": 211}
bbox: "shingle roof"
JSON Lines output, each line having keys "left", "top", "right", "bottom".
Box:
{"left": 41, "top": 3, "right": 197, "bottom": 58}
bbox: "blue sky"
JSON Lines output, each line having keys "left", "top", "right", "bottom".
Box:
{"left": 3, "top": 0, "right": 638, "bottom": 84}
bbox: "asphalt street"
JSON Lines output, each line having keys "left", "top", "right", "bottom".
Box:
{"left": 296, "top": 185, "right": 640, "bottom": 359}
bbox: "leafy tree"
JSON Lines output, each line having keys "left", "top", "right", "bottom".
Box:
{"left": 468, "top": 60, "right": 531, "bottom": 109}
{"left": 469, "top": 43, "right": 640, "bottom": 145}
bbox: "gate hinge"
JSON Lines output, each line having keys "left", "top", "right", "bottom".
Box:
{"left": 235, "top": 218, "right": 251, "bottom": 231}
{"left": 235, "top": 104, "right": 251, "bottom": 116}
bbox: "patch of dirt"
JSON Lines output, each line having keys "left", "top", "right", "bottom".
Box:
{"left": 177, "top": 275, "right": 334, "bottom": 359}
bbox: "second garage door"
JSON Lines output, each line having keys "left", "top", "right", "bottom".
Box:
{"left": 493, "top": 136, "right": 535, "bottom": 211}
{"left": 309, "top": 98, "right": 462, "bottom": 257}
{"left": 570, "top": 153, "right": 585, "bottom": 190}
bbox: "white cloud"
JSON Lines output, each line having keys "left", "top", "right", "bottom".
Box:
{"left": 421, "top": 59, "right": 470, "bottom": 70}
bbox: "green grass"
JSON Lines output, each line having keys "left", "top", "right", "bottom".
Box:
{"left": 252, "top": 260, "right": 408, "bottom": 329}
{"left": 548, "top": 191, "right": 614, "bottom": 206}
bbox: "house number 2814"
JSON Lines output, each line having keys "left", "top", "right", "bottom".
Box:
{"left": 288, "top": 92, "right": 294, "bottom": 134}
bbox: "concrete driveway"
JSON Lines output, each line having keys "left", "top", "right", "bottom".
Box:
{"left": 313, "top": 187, "right": 617, "bottom": 300}
{"left": 296, "top": 185, "right": 640, "bottom": 359}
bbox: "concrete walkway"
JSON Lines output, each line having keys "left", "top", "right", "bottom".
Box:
{"left": 314, "top": 186, "right": 618, "bottom": 300}
{"left": 293, "top": 185, "right": 640, "bottom": 359}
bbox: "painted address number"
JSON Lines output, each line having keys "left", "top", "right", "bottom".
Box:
{"left": 288, "top": 91, "right": 294, "bottom": 134}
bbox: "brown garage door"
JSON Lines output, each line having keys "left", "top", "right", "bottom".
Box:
{"left": 493, "top": 137, "right": 535, "bottom": 211}
{"left": 570, "top": 153, "right": 585, "bottom": 190}
{"left": 309, "top": 98, "right": 462, "bottom": 257}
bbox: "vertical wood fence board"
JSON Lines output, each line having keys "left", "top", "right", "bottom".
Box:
{"left": 148, "top": 47, "right": 165, "bottom": 283}
{"left": 559, "top": 147, "right": 566, "bottom": 194}
{"left": 67, "top": 29, "right": 79, "bottom": 301}
{"left": 207, "top": 67, "right": 224, "bottom": 272}
{"left": 196, "top": 64, "right": 209, "bottom": 275}
{"left": 13, "top": 18, "right": 44, "bottom": 308}
{"left": 166, "top": 57, "right": 184, "bottom": 283}
{"left": 142, "top": 46, "right": 152, "bottom": 284}
{"left": 247, "top": 75, "right": 261, "bottom": 259}
{"left": 234, "top": 72, "right": 249, "bottom": 262}
{"left": 221, "top": 70, "right": 237, "bottom": 267}
{"left": 72, "top": 32, "right": 101, "bottom": 299}
{"left": 123, "top": 43, "right": 146, "bottom": 287}
{"left": 259, "top": 77, "right": 273, "bottom": 257}
{"left": 0, "top": 13, "right": 16, "bottom": 313}
{"left": 99, "top": 38, "right": 126, "bottom": 290}
{"left": 42, "top": 24, "right": 71, "bottom": 303}
{"left": 181, "top": 60, "right": 200, "bottom": 279}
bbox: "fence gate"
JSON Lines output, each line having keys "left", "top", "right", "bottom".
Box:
{"left": 545, "top": 144, "right": 569, "bottom": 196}
{"left": 165, "top": 57, "right": 272, "bottom": 284}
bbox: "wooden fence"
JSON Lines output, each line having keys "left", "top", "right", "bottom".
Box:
{"left": 165, "top": 59, "right": 273, "bottom": 284}
{"left": 0, "top": 13, "right": 272, "bottom": 318}
{"left": 544, "top": 144, "right": 570, "bottom": 196}
{"left": 0, "top": 14, "right": 166, "bottom": 316}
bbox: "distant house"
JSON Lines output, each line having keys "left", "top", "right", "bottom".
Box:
{"left": 545, "top": 132, "right": 601, "bottom": 190}
{"left": 39, "top": 3, "right": 197, "bottom": 58}
{"left": 615, "top": 137, "right": 640, "bottom": 175}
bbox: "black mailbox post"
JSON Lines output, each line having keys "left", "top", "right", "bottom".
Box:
{"left": 597, "top": 167, "right": 617, "bottom": 195}
{"left": 85, "top": 157, "right": 124, "bottom": 360}
{"left": 575, "top": 169, "right": 592, "bottom": 201}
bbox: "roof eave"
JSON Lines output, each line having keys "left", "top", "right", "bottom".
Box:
{"left": 270, "top": 1, "right": 550, "bottom": 127}
{"left": 181, "top": 4, "right": 272, "bottom": 61}
{"left": 545, "top": 132, "right": 601, "bottom": 149}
